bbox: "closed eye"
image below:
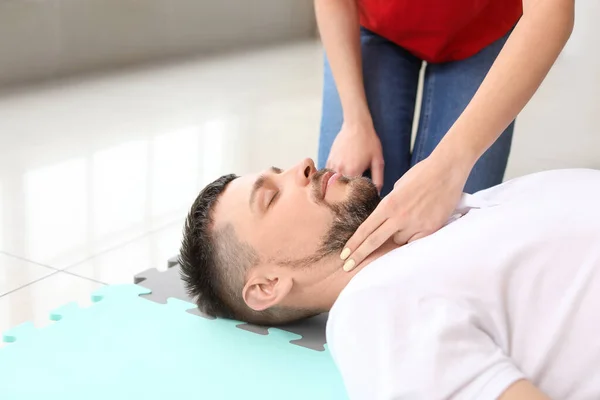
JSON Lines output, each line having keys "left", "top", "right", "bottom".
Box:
{"left": 268, "top": 191, "right": 280, "bottom": 208}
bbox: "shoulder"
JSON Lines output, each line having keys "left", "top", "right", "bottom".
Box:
{"left": 473, "top": 168, "right": 600, "bottom": 203}
{"left": 325, "top": 286, "right": 420, "bottom": 399}
{"left": 326, "top": 252, "right": 428, "bottom": 343}
{"left": 326, "top": 284, "right": 413, "bottom": 342}
{"left": 326, "top": 291, "right": 525, "bottom": 399}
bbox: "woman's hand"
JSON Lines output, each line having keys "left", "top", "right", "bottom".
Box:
{"left": 327, "top": 120, "right": 385, "bottom": 193}
{"left": 340, "top": 154, "right": 471, "bottom": 271}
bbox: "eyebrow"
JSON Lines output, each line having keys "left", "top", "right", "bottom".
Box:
{"left": 249, "top": 166, "right": 282, "bottom": 209}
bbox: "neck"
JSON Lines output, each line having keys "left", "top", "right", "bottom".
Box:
{"left": 301, "top": 239, "right": 399, "bottom": 312}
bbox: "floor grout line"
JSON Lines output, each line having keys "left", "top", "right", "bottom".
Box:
{"left": 1, "top": 219, "right": 184, "bottom": 299}
{"left": 0, "top": 251, "right": 61, "bottom": 271}
{"left": 0, "top": 218, "right": 185, "bottom": 275}
{"left": 61, "top": 269, "right": 108, "bottom": 286}
{"left": 62, "top": 218, "right": 185, "bottom": 271}
{"left": 0, "top": 270, "right": 61, "bottom": 300}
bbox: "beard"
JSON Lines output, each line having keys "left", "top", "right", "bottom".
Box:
{"left": 315, "top": 172, "right": 381, "bottom": 256}
{"left": 277, "top": 169, "right": 380, "bottom": 269}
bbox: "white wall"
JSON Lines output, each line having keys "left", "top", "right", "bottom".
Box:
{"left": 0, "top": 0, "right": 316, "bottom": 87}
{"left": 504, "top": 1, "right": 600, "bottom": 179}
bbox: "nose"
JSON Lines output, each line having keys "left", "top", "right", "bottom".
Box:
{"left": 295, "top": 158, "right": 316, "bottom": 186}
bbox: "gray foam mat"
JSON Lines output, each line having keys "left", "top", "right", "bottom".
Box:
{"left": 134, "top": 257, "right": 328, "bottom": 351}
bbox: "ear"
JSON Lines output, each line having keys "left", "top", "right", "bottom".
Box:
{"left": 242, "top": 269, "right": 293, "bottom": 312}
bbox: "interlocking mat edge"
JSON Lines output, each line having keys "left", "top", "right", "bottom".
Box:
{"left": 0, "top": 284, "right": 347, "bottom": 399}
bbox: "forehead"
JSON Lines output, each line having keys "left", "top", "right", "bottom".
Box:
{"left": 212, "top": 173, "right": 257, "bottom": 229}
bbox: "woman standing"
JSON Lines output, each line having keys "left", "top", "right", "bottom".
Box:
{"left": 314, "top": 0, "right": 576, "bottom": 267}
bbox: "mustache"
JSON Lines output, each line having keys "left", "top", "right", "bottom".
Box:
{"left": 311, "top": 168, "right": 332, "bottom": 185}
{"left": 310, "top": 168, "right": 334, "bottom": 200}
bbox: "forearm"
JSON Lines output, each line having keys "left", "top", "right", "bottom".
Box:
{"left": 434, "top": 0, "right": 575, "bottom": 168}
{"left": 314, "top": 0, "right": 371, "bottom": 124}
{"left": 499, "top": 379, "right": 552, "bottom": 400}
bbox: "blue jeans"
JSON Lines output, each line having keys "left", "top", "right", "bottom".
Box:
{"left": 318, "top": 27, "right": 515, "bottom": 196}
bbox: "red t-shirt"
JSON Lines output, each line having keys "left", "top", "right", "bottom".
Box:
{"left": 358, "top": 0, "right": 523, "bottom": 63}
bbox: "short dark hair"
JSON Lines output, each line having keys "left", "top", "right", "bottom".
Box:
{"left": 179, "top": 174, "right": 316, "bottom": 326}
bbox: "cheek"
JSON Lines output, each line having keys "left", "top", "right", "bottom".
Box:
{"left": 258, "top": 207, "right": 333, "bottom": 258}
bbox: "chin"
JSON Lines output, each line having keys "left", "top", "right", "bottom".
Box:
{"left": 349, "top": 175, "right": 380, "bottom": 200}
{"left": 343, "top": 176, "right": 381, "bottom": 217}
{"left": 318, "top": 177, "right": 380, "bottom": 256}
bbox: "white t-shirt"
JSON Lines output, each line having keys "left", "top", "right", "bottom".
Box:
{"left": 327, "top": 169, "right": 600, "bottom": 400}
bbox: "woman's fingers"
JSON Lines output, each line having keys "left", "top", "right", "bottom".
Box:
{"left": 342, "top": 219, "right": 398, "bottom": 272}
{"left": 392, "top": 229, "right": 413, "bottom": 246}
{"left": 407, "top": 231, "right": 430, "bottom": 243}
{"left": 341, "top": 208, "right": 386, "bottom": 262}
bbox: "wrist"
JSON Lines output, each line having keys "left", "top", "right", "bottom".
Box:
{"left": 342, "top": 106, "right": 374, "bottom": 132}
{"left": 341, "top": 96, "right": 371, "bottom": 120}
{"left": 430, "top": 136, "right": 478, "bottom": 178}
{"left": 437, "top": 122, "right": 486, "bottom": 163}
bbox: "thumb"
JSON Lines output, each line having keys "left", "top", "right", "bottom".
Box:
{"left": 371, "top": 157, "right": 385, "bottom": 194}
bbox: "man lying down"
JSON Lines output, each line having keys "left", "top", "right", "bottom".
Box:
{"left": 178, "top": 158, "right": 600, "bottom": 400}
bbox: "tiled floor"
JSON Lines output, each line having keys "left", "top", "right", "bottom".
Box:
{"left": 0, "top": 41, "right": 323, "bottom": 334}
{"left": 1, "top": 1, "right": 599, "bottom": 335}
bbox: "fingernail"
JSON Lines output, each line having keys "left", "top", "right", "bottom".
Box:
{"left": 340, "top": 248, "right": 351, "bottom": 260}
{"left": 343, "top": 259, "right": 356, "bottom": 272}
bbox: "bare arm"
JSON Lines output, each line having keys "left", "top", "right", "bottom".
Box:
{"left": 499, "top": 379, "right": 552, "bottom": 400}
{"left": 314, "top": 0, "right": 385, "bottom": 189}
{"left": 337, "top": 0, "right": 576, "bottom": 266}
{"left": 314, "top": 0, "right": 370, "bottom": 124}
{"left": 433, "top": 0, "right": 575, "bottom": 170}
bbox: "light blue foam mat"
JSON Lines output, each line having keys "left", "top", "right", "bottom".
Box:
{"left": 0, "top": 284, "right": 347, "bottom": 399}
